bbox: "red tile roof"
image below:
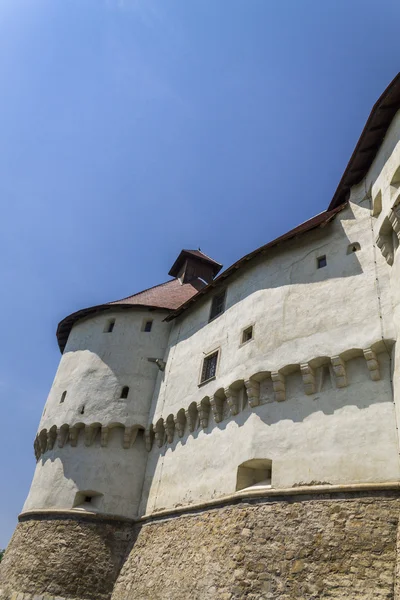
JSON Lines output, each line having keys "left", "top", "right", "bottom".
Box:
{"left": 56, "top": 278, "right": 204, "bottom": 353}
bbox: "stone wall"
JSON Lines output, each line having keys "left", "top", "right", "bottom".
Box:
{"left": 1, "top": 492, "right": 399, "bottom": 600}
{"left": 114, "top": 492, "right": 400, "bottom": 600}
{"left": 0, "top": 513, "right": 135, "bottom": 600}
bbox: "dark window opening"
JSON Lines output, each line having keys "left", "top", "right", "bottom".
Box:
{"left": 144, "top": 320, "right": 153, "bottom": 332}
{"left": 317, "top": 255, "right": 327, "bottom": 269}
{"left": 104, "top": 319, "right": 115, "bottom": 333}
{"left": 121, "top": 386, "right": 129, "bottom": 399}
{"left": 80, "top": 405, "right": 85, "bottom": 415}
{"left": 209, "top": 290, "right": 226, "bottom": 321}
{"left": 84, "top": 496, "right": 92, "bottom": 503}
{"left": 242, "top": 326, "right": 253, "bottom": 344}
{"left": 60, "top": 391, "right": 67, "bottom": 403}
{"left": 347, "top": 242, "right": 361, "bottom": 254}
{"left": 201, "top": 351, "right": 218, "bottom": 383}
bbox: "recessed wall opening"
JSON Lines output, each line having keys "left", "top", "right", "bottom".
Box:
{"left": 79, "top": 405, "right": 85, "bottom": 415}
{"left": 120, "top": 386, "right": 129, "bottom": 399}
{"left": 347, "top": 242, "right": 361, "bottom": 254}
{"left": 73, "top": 490, "right": 103, "bottom": 511}
{"left": 142, "top": 319, "right": 153, "bottom": 332}
{"left": 241, "top": 325, "right": 253, "bottom": 344}
{"left": 317, "top": 255, "right": 327, "bottom": 269}
{"left": 236, "top": 459, "right": 272, "bottom": 491}
{"left": 104, "top": 319, "right": 115, "bottom": 333}
{"left": 60, "top": 391, "right": 67, "bottom": 403}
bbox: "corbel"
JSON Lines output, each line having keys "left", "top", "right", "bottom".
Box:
{"left": 69, "top": 427, "right": 78, "bottom": 447}
{"left": 389, "top": 207, "right": 400, "bottom": 241}
{"left": 331, "top": 356, "right": 347, "bottom": 388}
{"left": 210, "top": 395, "right": 224, "bottom": 423}
{"left": 123, "top": 426, "right": 138, "bottom": 449}
{"left": 34, "top": 437, "right": 40, "bottom": 460}
{"left": 271, "top": 372, "right": 285, "bottom": 402}
{"left": 154, "top": 421, "right": 165, "bottom": 448}
{"left": 224, "top": 386, "right": 240, "bottom": 416}
{"left": 38, "top": 432, "right": 47, "bottom": 455}
{"left": 244, "top": 379, "right": 260, "bottom": 408}
{"left": 174, "top": 413, "right": 186, "bottom": 438}
{"left": 47, "top": 429, "right": 57, "bottom": 451}
{"left": 57, "top": 427, "right": 69, "bottom": 448}
{"left": 84, "top": 426, "right": 97, "bottom": 447}
{"left": 185, "top": 405, "right": 198, "bottom": 432}
{"left": 164, "top": 419, "right": 175, "bottom": 444}
{"left": 197, "top": 399, "right": 210, "bottom": 429}
{"left": 100, "top": 426, "right": 109, "bottom": 447}
{"left": 363, "top": 348, "right": 381, "bottom": 381}
{"left": 300, "top": 363, "right": 316, "bottom": 395}
{"left": 376, "top": 234, "right": 394, "bottom": 265}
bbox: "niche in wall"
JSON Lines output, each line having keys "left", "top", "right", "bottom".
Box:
{"left": 236, "top": 458, "right": 272, "bottom": 491}
{"left": 73, "top": 490, "right": 103, "bottom": 511}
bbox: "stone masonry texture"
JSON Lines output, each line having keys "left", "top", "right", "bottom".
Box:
{"left": 1, "top": 492, "right": 400, "bottom": 600}
{"left": 112, "top": 493, "right": 400, "bottom": 600}
{"left": 0, "top": 515, "right": 134, "bottom": 600}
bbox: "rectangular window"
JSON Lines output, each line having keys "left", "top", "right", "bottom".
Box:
{"left": 209, "top": 290, "right": 226, "bottom": 321}
{"left": 317, "top": 255, "right": 327, "bottom": 269}
{"left": 241, "top": 325, "right": 253, "bottom": 344}
{"left": 201, "top": 351, "right": 219, "bottom": 384}
{"left": 144, "top": 320, "right": 153, "bottom": 332}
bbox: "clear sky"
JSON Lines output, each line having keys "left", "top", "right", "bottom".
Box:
{"left": 0, "top": 0, "right": 399, "bottom": 547}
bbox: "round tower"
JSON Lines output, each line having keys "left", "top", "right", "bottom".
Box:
{"left": 0, "top": 252, "right": 223, "bottom": 600}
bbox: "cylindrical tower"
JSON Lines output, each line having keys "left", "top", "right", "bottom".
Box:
{"left": 0, "top": 260, "right": 214, "bottom": 600}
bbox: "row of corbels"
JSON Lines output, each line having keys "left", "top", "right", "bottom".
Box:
{"left": 34, "top": 347, "right": 382, "bottom": 458}
{"left": 34, "top": 423, "right": 150, "bottom": 460}
{"left": 150, "top": 347, "right": 382, "bottom": 448}
{"left": 376, "top": 205, "right": 400, "bottom": 266}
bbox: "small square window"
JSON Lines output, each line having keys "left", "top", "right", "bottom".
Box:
{"left": 241, "top": 326, "right": 253, "bottom": 344}
{"left": 104, "top": 319, "right": 115, "bottom": 333}
{"left": 317, "top": 255, "right": 327, "bottom": 269}
{"left": 200, "top": 351, "right": 219, "bottom": 384}
{"left": 209, "top": 290, "right": 226, "bottom": 322}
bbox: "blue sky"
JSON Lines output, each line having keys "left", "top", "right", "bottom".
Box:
{"left": 1, "top": 0, "right": 399, "bottom": 546}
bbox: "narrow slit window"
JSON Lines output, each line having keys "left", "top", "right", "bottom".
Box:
{"left": 60, "top": 391, "right": 67, "bottom": 403}
{"left": 104, "top": 319, "right": 115, "bottom": 333}
{"left": 120, "top": 386, "right": 129, "bottom": 399}
{"left": 201, "top": 351, "right": 219, "bottom": 384}
{"left": 317, "top": 255, "right": 327, "bottom": 269}
{"left": 209, "top": 290, "right": 226, "bottom": 321}
{"left": 144, "top": 320, "right": 152, "bottom": 332}
{"left": 241, "top": 326, "right": 253, "bottom": 344}
{"left": 80, "top": 405, "right": 85, "bottom": 415}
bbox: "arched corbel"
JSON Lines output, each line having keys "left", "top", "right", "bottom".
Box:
{"left": 331, "top": 356, "right": 348, "bottom": 388}
{"left": 363, "top": 348, "right": 381, "bottom": 381}
{"left": 154, "top": 419, "right": 165, "bottom": 448}
{"left": 224, "top": 386, "right": 240, "bottom": 416}
{"left": 197, "top": 397, "right": 210, "bottom": 429}
{"left": 174, "top": 409, "right": 186, "bottom": 438}
{"left": 244, "top": 379, "right": 260, "bottom": 408}
{"left": 300, "top": 363, "right": 316, "bottom": 395}
{"left": 271, "top": 372, "right": 285, "bottom": 402}
{"left": 100, "top": 426, "right": 109, "bottom": 447}
{"left": 185, "top": 402, "right": 198, "bottom": 432}
{"left": 165, "top": 415, "right": 175, "bottom": 444}
{"left": 210, "top": 394, "right": 224, "bottom": 423}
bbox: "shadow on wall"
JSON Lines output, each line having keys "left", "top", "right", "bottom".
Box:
{"left": 152, "top": 346, "right": 394, "bottom": 455}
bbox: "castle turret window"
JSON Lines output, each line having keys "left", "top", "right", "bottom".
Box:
{"left": 104, "top": 319, "right": 115, "bottom": 333}
{"left": 241, "top": 325, "right": 254, "bottom": 344}
{"left": 317, "top": 255, "right": 327, "bottom": 269}
{"left": 209, "top": 290, "right": 226, "bottom": 321}
{"left": 142, "top": 320, "right": 153, "bottom": 332}
{"left": 121, "top": 386, "right": 129, "bottom": 399}
{"left": 60, "top": 391, "right": 67, "bottom": 403}
{"left": 200, "top": 351, "right": 219, "bottom": 384}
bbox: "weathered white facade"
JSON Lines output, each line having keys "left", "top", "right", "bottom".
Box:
{"left": 20, "top": 93, "right": 400, "bottom": 523}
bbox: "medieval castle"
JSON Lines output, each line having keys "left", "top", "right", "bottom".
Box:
{"left": 2, "top": 74, "right": 400, "bottom": 599}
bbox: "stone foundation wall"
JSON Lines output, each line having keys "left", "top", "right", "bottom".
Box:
{"left": 113, "top": 492, "right": 400, "bottom": 600}
{"left": 1, "top": 492, "right": 400, "bottom": 600}
{"left": 0, "top": 514, "right": 135, "bottom": 600}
